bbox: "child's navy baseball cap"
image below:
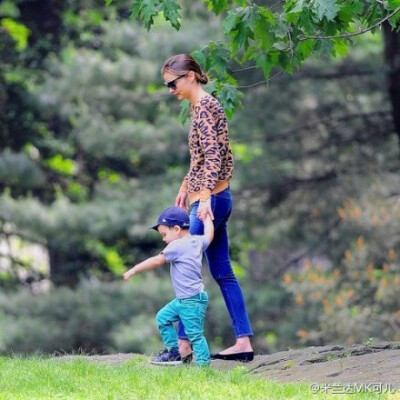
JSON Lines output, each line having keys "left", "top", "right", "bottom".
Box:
{"left": 150, "top": 206, "right": 190, "bottom": 230}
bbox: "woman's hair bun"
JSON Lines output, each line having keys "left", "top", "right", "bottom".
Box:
{"left": 199, "top": 73, "right": 208, "bottom": 85}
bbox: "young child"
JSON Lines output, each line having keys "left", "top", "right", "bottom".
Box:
{"left": 123, "top": 206, "right": 214, "bottom": 366}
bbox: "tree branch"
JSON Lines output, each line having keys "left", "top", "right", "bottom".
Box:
{"left": 298, "top": 7, "right": 400, "bottom": 41}
{"left": 238, "top": 71, "right": 283, "bottom": 89}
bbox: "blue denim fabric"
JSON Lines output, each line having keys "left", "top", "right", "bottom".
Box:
{"left": 178, "top": 188, "right": 253, "bottom": 339}
{"left": 156, "top": 292, "right": 210, "bottom": 366}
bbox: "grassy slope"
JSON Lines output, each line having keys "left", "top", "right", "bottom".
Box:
{"left": 0, "top": 356, "right": 392, "bottom": 399}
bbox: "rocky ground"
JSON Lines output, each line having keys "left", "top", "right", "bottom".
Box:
{"left": 59, "top": 341, "right": 400, "bottom": 391}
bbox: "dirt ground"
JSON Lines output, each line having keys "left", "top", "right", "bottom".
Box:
{"left": 59, "top": 341, "right": 400, "bottom": 390}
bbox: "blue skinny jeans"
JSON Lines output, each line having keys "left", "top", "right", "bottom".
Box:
{"left": 178, "top": 188, "right": 253, "bottom": 340}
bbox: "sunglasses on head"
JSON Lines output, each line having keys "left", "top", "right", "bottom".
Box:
{"left": 165, "top": 73, "right": 188, "bottom": 90}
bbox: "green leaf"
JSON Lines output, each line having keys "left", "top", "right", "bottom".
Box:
{"left": 387, "top": 1, "right": 400, "bottom": 28}
{"left": 208, "top": 42, "right": 230, "bottom": 78}
{"left": 1, "top": 18, "right": 30, "bottom": 51}
{"left": 86, "top": 10, "right": 103, "bottom": 25}
{"left": 142, "top": 0, "right": 159, "bottom": 30}
{"left": 279, "top": 52, "right": 295, "bottom": 74}
{"left": 231, "top": 143, "right": 262, "bottom": 163}
{"left": 254, "top": 20, "right": 274, "bottom": 52}
{"left": 223, "top": 8, "right": 256, "bottom": 52}
{"left": 192, "top": 50, "right": 207, "bottom": 70}
{"left": 130, "top": 0, "right": 142, "bottom": 19}
{"left": 337, "top": 1, "right": 362, "bottom": 28}
{"left": 312, "top": 0, "right": 340, "bottom": 22}
{"left": 296, "top": 39, "right": 315, "bottom": 58}
{"left": 232, "top": 0, "right": 247, "bottom": 5}
{"left": 44, "top": 155, "right": 76, "bottom": 176}
{"left": 253, "top": 7, "right": 276, "bottom": 52}
{"left": 287, "top": 0, "right": 305, "bottom": 14}
{"left": 274, "top": 16, "right": 289, "bottom": 39}
{"left": 273, "top": 41, "right": 288, "bottom": 51}
{"left": 255, "top": 52, "right": 273, "bottom": 77}
{"left": 0, "top": 1, "right": 19, "bottom": 18}
{"left": 242, "top": 6, "right": 260, "bottom": 30}
{"left": 223, "top": 9, "right": 239, "bottom": 34}
{"left": 205, "top": 0, "right": 228, "bottom": 15}
{"left": 104, "top": 248, "right": 126, "bottom": 275}
{"left": 298, "top": 8, "right": 317, "bottom": 33}
{"left": 67, "top": 182, "right": 89, "bottom": 202}
{"left": 241, "top": 46, "right": 256, "bottom": 63}
{"left": 161, "top": 0, "right": 181, "bottom": 30}
{"left": 130, "top": 0, "right": 159, "bottom": 31}
{"left": 235, "top": 20, "right": 251, "bottom": 50}
{"left": 105, "top": 0, "right": 114, "bottom": 5}
{"left": 314, "top": 38, "right": 334, "bottom": 57}
{"left": 332, "top": 38, "right": 349, "bottom": 57}
{"left": 217, "top": 83, "right": 243, "bottom": 119}
{"left": 98, "top": 169, "right": 121, "bottom": 183}
{"left": 388, "top": 0, "right": 400, "bottom": 9}
{"left": 257, "top": 6, "right": 276, "bottom": 24}
{"left": 231, "top": 261, "right": 246, "bottom": 278}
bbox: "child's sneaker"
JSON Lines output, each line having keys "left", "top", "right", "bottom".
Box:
{"left": 150, "top": 348, "right": 182, "bottom": 366}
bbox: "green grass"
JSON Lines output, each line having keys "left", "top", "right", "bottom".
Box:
{"left": 0, "top": 355, "right": 394, "bottom": 399}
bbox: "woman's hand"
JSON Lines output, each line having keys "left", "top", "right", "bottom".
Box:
{"left": 175, "top": 191, "right": 188, "bottom": 210}
{"left": 197, "top": 198, "right": 214, "bottom": 221}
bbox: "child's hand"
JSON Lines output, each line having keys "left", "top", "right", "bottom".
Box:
{"left": 199, "top": 210, "right": 212, "bottom": 222}
{"left": 122, "top": 271, "right": 133, "bottom": 281}
{"left": 197, "top": 199, "right": 214, "bottom": 221}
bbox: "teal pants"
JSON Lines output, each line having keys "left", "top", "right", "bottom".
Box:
{"left": 156, "top": 292, "right": 210, "bottom": 366}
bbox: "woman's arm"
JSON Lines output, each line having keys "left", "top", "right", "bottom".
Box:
{"left": 196, "top": 103, "right": 222, "bottom": 220}
{"left": 175, "top": 175, "right": 189, "bottom": 210}
{"left": 198, "top": 107, "right": 221, "bottom": 201}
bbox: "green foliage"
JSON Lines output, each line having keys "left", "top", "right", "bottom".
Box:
{"left": 0, "top": 7, "right": 221, "bottom": 286}
{"left": 1, "top": 0, "right": 399, "bottom": 354}
{"left": 0, "top": 149, "right": 45, "bottom": 188}
{"left": 127, "top": 0, "right": 400, "bottom": 112}
{"left": 0, "top": 272, "right": 296, "bottom": 355}
{"left": 0, "top": 279, "right": 171, "bottom": 354}
{"left": 0, "top": 18, "right": 30, "bottom": 50}
{"left": 44, "top": 154, "right": 77, "bottom": 176}
{"left": 130, "top": 0, "right": 182, "bottom": 30}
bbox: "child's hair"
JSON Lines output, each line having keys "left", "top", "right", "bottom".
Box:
{"left": 162, "top": 54, "right": 208, "bottom": 84}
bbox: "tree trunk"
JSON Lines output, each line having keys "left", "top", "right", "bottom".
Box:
{"left": 383, "top": 22, "right": 400, "bottom": 155}
{"left": 49, "top": 245, "right": 80, "bottom": 287}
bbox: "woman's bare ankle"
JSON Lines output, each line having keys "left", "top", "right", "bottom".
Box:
{"left": 178, "top": 339, "right": 192, "bottom": 357}
{"left": 218, "top": 337, "right": 253, "bottom": 355}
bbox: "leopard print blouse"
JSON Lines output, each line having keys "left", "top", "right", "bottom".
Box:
{"left": 179, "top": 95, "right": 234, "bottom": 204}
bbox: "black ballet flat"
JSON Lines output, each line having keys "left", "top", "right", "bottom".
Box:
{"left": 181, "top": 353, "right": 193, "bottom": 364}
{"left": 210, "top": 351, "right": 254, "bottom": 362}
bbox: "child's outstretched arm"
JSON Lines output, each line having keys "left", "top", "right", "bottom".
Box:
{"left": 123, "top": 254, "right": 166, "bottom": 281}
{"left": 203, "top": 213, "right": 214, "bottom": 244}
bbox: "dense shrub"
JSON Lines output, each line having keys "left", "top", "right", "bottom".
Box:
{"left": 0, "top": 272, "right": 294, "bottom": 356}
{"left": 0, "top": 276, "right": 172, "bottom": 355}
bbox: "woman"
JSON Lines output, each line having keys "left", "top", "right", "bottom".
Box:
{"left": 161, "top": 54, "right": 254, "bottom": 362}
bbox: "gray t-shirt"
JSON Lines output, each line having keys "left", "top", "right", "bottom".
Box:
{"left": 162, "top": 235, "right": 210, "bottom": 299}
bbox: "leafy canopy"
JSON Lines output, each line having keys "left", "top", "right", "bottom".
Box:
{"left": 107, "top": 0, "right": 400, "bottom": 116}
